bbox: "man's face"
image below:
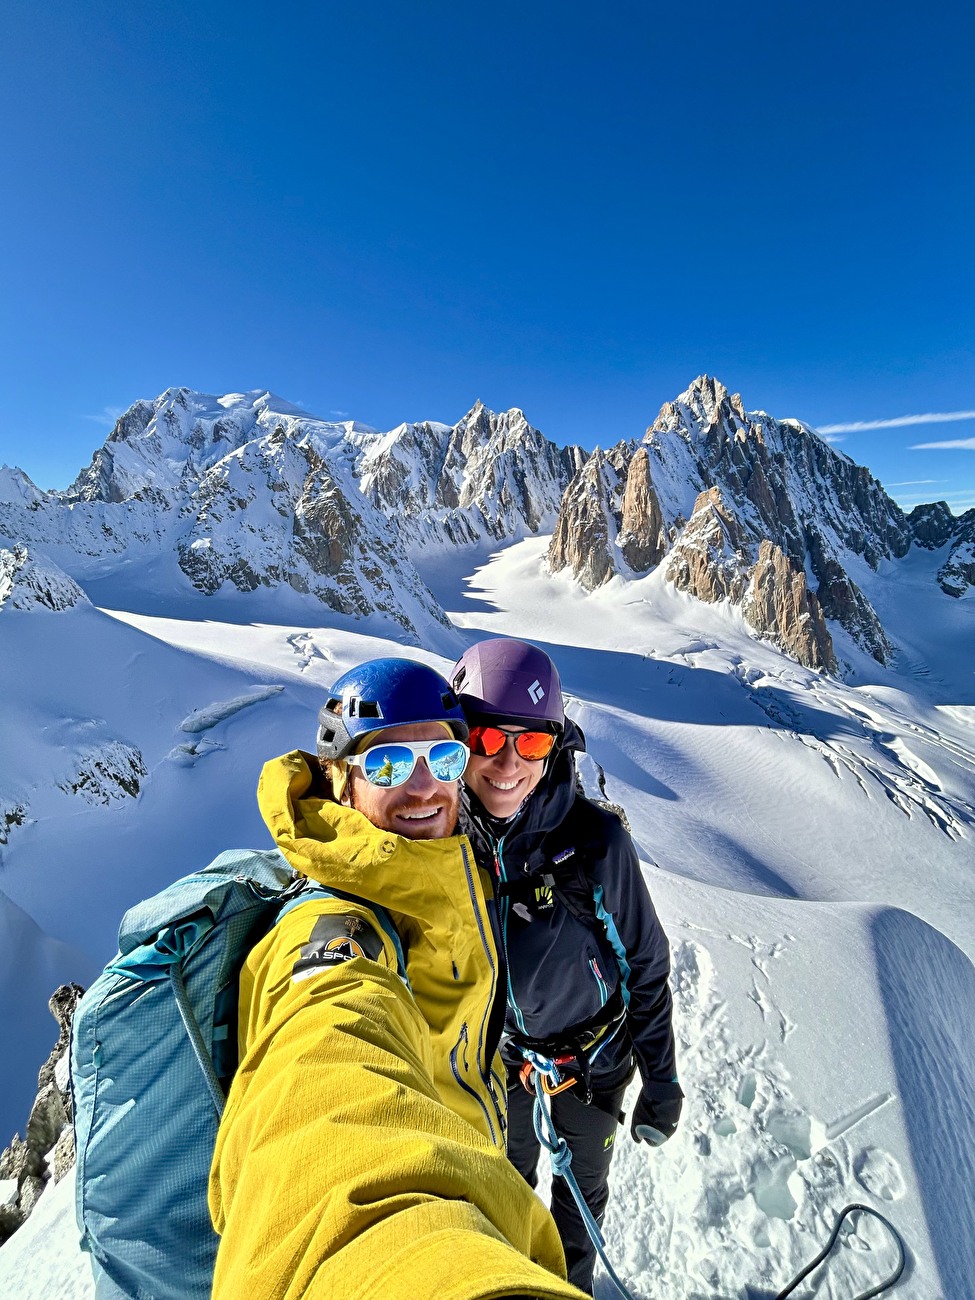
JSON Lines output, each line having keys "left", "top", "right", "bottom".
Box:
{"left": 344, "top": 721, "right": 460, "bottom": 840}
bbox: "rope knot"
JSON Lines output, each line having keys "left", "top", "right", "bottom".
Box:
{"left": 550, "top": 1139, "right": 573, "bottom": 1176}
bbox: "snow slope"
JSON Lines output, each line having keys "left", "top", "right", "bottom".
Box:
{"left": 1, "top": 535, "right": 973, "bottom": 1299}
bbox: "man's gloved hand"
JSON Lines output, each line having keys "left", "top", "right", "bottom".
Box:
{"left": 630, "top": 1080, "right": 683, "bottom": 1146}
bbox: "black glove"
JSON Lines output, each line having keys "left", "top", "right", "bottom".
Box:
{"left": 630, "top": 1080, "right": 683, "bottom": 1146}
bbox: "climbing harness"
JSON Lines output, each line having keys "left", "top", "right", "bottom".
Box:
{"left": 529, "top": 1063, "right": 908, "bottom": 1300}
{"left": 773, "top": 1202, "right": 907, "bottom": 1300}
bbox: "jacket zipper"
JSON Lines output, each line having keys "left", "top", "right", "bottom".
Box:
{"left": 494, "top": 836, "right": 529, "bottom": 1036}
{"left": 458, "top": 842, "right": 504, "bottom": 1143}
{"left": 589, "top": 954, "right": 610, "bottom": 1008}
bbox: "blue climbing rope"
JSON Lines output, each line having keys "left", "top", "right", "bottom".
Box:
{"left": 531, "top": 1070, "right": 639, "bottom": 1300}
{"left": 532, "top": 1064, "right": 908, "bottom": 1300}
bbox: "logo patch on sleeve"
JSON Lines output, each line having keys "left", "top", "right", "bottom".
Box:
{"left": 292, "top": 913, "right": 385, "bottom": 982}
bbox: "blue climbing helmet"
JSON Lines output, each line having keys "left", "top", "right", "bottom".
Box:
{"left": 316, "top": 657, "right": 468, "bottom": 763}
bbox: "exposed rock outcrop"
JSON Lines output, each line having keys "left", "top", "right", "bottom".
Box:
{"left": 744, "top": 541, "right": 838, "bottom": 674}
{"left": 0, "top": 984, "right": 84, "bottom": 1245}
{"left": 665, "top": 488, "right": 748, "bottom": 605}
{"left": 0, "top": 547, "right": 89, "bottom": 614}
{"left": 935, "top": 510, "right": 975, "bottom": 598}
{"left": 358, "top": 400, "right": 586, "bottom": 553}
{"left": 548, "top": 449, "right": 621, "bottom": 589}
{"left": 906, "top": 503, "right": 975, "bottom": 597}
{"left": 617, "top": 448, "right": 668, "bottom": 573}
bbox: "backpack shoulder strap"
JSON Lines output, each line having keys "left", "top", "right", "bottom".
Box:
{"left": 542, "top": 798, "right": 604, "bottom": 925}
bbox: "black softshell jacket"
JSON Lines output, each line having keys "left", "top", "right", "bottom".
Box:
{"left": 461, "top": 720, "right": 679, "bottom": 1092}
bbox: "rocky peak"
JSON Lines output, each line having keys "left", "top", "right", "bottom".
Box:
{"left": 359, "top": 402, "right": 585, "bottom": 552}
{"left": 550, "top": 377, "right": 926, "bottom": 673}
{"left": 547, "top": 441, "right": 639, "bottom": 590}
{"left": 933, "top": 508, "right": 975, "bottom": 597}
{"left": 650, "top": 375, "right": 749, "bottom": 444}
{"left": 617, "top": 447, "right": 667, "bottom": 573}
{"left": 907, "top": 501, "right": 957, "bottom": 550}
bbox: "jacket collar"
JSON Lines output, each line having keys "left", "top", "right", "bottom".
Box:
{"left": 258, "top": 751, "right": 471, "bottom": 915}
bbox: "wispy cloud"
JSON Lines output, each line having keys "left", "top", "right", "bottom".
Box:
{"left": 818, "top": 410, "right": 975, "bottom": 434}
{"left": 894, "top": 489, "right": 975, "bottom": 502}
{"left": 330, "top": 409, "right": 351, "bottom": 418}
{"left": 910, "top": 436, "right": 975, "bottom": 451}
{"left": 83, "top": 405, "right": 126, "bottom": 428}
{"left": 886, "top": 479, "right": 944, "bottom": 487}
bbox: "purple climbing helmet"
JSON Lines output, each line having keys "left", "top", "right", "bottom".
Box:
{"left": 451, "top": 638, "right": 564, "bottom": 730}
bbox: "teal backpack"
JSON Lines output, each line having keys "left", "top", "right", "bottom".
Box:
{"left": 70, "top": 848, "right": 405, "bottom": 1300}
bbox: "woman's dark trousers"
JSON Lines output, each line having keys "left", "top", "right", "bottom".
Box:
{"left": 505, "top": 1066, "right": 630, "bottom": 1295}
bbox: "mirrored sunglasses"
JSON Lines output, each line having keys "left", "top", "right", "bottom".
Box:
{"left": 346, "top": 739, "right": 470, "bottom": 788}
{"left": 467, "top": 726, "right": 556, "bottom": 761}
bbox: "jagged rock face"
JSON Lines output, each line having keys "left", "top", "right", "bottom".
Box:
{"left": 551, "top": 375, "right": 934, "bottom": 672}
{"left": 547, "top": 443, "right": 634, "bottom": 589}
{"left": 0, "top": 984, "right": 84, "bottom": 1245}
{"left": 0, "top": 547, "right": 90, "bottom": 613}
{"left": 548, "top": 451, "right": 613, "bottom": 589}
{"left": 936, "top": 510, "right": 975, "bottom": 597}
{"left": 618, "top": 448, "right": 667, "bottom": 573}
{"left": 665, "top": 487, "right": 748, "bottom": 605}
{"left": 744, "top": 541, "right": 838, "bottom": 674}
{"left": 357, "top": 401, "right": 585, "bottom": 552}
{"left": 649, "top": 377, "right": 910, "bottom": 567}
{"left": 907, "top": 501, "right": 957, "bottom": 550}
{"left": 805, "top": 528, "right": 891, "bottom": 662}
{"left": 905, "top": 503, "right": 975, "bottom": 597}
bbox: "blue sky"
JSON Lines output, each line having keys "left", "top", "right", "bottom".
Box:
{"left": 1, "top": 1, "right": 973, "bottom": 513}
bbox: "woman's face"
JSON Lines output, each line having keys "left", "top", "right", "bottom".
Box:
{"left": 464, "top": 726, "right": 548, "bottom": 819}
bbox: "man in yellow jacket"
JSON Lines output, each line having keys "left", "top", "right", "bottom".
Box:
{"left": 208, "top": 657, "right": 588, "bottom": 1300}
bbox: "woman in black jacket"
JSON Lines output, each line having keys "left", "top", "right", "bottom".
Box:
{"left": 451, "top": 638, "right": 682, "bottom": 1295}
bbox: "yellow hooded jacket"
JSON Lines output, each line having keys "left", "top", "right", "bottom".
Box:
{"left": 208, "top": 752, "right": 587, "bottom": 1300}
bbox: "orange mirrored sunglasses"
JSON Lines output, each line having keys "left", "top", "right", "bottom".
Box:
{"left": 468, "top": 725, "right": 556, "bottom": 761}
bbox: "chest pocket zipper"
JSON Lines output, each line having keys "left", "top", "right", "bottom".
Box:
{"left": 588, "top": 953, "right": 610, "bottom": 1008}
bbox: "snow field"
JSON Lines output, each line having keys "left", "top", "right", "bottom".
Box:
{"left": 1, "top": 529, "right": 973, "bottom": 1297}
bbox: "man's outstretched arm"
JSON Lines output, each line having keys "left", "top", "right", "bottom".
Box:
{"left": 209, "top": 898, "right": 587, "bottom": 1300}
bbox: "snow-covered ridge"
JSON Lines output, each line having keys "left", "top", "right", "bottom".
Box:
{"left": 2, "top": 378, "right": 971, "bottom": 673}
{"left": 0, "top": 388, "right": 582, "bottom": 644}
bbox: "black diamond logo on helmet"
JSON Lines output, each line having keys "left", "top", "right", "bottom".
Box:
{"left": 528, "top": 679, "right": 545, "bottom": 703}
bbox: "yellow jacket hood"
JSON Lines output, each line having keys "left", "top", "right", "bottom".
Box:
{"left": 258, "top": 751, "right": 506, "bottom": 1145}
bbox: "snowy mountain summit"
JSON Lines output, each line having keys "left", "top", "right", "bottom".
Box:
{"left": 549, "top": 376, "right": 974, "bottom": 671}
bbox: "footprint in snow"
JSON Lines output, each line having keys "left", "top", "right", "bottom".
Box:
{"left": 853, "top": 1148, "right": 906, "bottom": 1202}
